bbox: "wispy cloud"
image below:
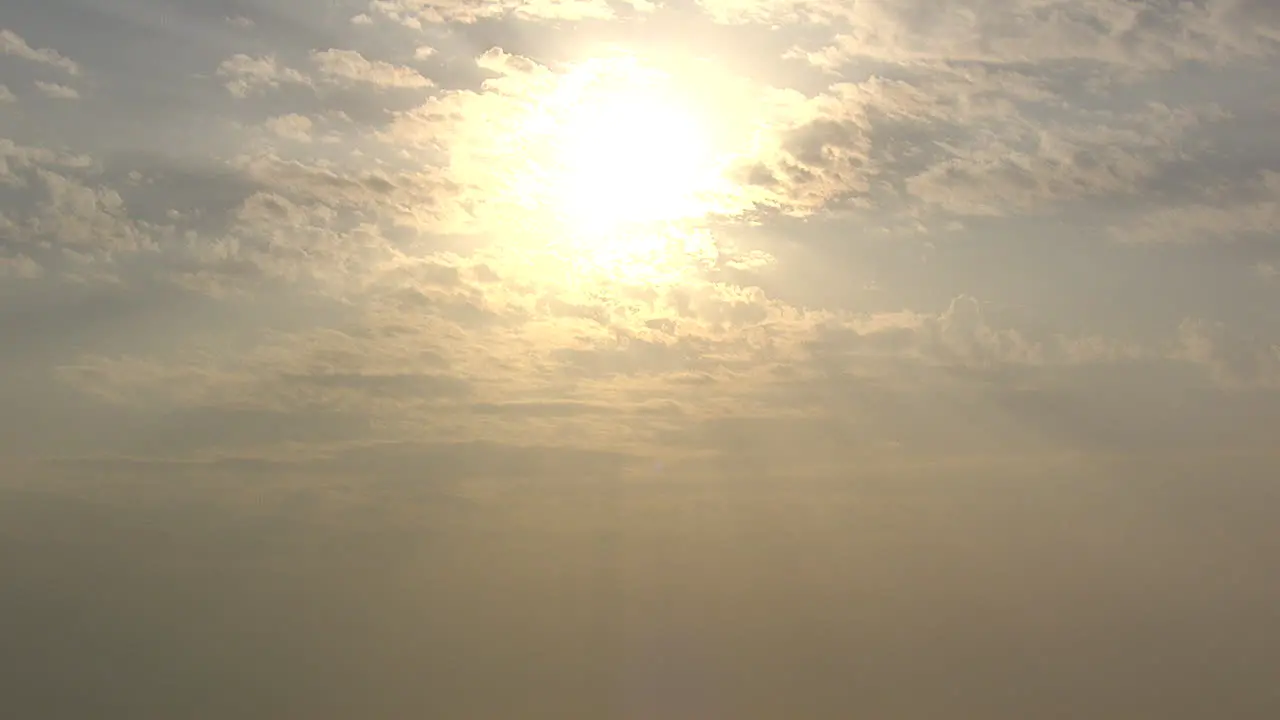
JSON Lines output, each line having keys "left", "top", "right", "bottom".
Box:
{"left": 0, "top": 28, "right": 79, "bottom": 75}
{"left": 34, "top": 81, "right": 79, "bottom": 99}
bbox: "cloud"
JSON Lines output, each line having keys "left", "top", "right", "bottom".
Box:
{"left": 310, "top": 48, "right": 433, "bottom": 88}
{"left": 896, "top": 85, "right": 1225, "bottom": 217}
{"left": 1118, "top": 170, "right": 1280, "bottom": 244}
{"left": 264, "top": 114, "right": 314, "bottom": 142}
{"left": 0, "top": 84, "right": 14, "bottom": 103}
{"left": 365, "top": 0, "right": 619, "bottom": 26}
{"left": 229, "top": 151, "right": 460, "bottom": 232}
{"left": 0, "top": 253, "right": 43, "bottom": 279}
{"left": 34, "top": 81, "right": 78, "bottom": 99}
{"left": 0, "top": 137, "right": 94, "bottom": 187}
{"left": 0, "top": 28, "right": 79, "bottom": 75}
{"left": 37, "top": 275, "right": 1157, "bottom": 464}
{"left": 216, "top": 49, "right": 433, "bottom": 100}
{"left": 5, "top": 1, "right": 1280, "bottom": 471}
{"left": 717, "top": 0, "right": 1279, "bottom": 73}
{"left": 1174, "top": 318, "right": 1280, "bottom": 389}
{"left": 216, "top": 54, "right": 312, "bottom": 97}
{"left": 18, "top": 169, "right": 152, "bottom": 254}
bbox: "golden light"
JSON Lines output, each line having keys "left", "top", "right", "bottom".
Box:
{"left": 505, "top": 55, "right": 758, "bottom": 282}
{"left": 551, "top": 85, "right": 723, "bottom": 231}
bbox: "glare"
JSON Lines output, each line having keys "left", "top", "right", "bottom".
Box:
{"left": 507, "top": 57, "right": 748, "bottom": 281}
{"left": 551, "top": 86, "right": 723, "bottom": 231}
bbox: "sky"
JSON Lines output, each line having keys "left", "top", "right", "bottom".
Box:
{"left": 2, "top": 0, "right": 1280, "bottom": 717}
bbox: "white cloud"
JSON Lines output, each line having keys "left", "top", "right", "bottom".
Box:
{"left": 310, "top": 48, "right": 433, "bottom": 88}
{"left": 34, "top": 81, "right": 78, "bottom": 99}
{"left": 264, "top": 114, "right": 314, "bottom": 142}
{"left": 216, "top": 54, "right": 311, "bottom": 97}
{"left": 0, "top": 84, "right": 13, "bottom": 102}
{"left": 0, "top": 137, "right": 95, "bottom": 186}
{"left": 0, "top": 28, "right": 79, "bottom": 75}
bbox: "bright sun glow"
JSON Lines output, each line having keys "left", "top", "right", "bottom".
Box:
{"left": 552, "top": 88, "right": 723, "bottom": 232}
{"left": 508, "top": 56, "right": 754, "bottom": 281}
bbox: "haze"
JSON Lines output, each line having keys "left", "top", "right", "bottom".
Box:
{"left": 2, "top": 1, "right": 1279, "bottom": 717}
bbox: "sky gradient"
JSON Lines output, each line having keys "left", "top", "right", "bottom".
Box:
{"left": 3, "top": 1, "right": 1280, "bottom": 717}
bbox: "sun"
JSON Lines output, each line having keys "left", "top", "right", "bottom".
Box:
{"left": 501, "top": 55, "right": 756, "bottom": 282}
{"left": 552, "top": 88, "right": 721, "bottom": 232}
{"left": 520, "top": 58, "right": 744, "bottom": 236}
